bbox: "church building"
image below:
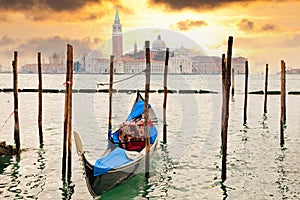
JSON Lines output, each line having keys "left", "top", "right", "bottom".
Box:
{"left": 83, "top": 6, "right": 246, "bottom": 74}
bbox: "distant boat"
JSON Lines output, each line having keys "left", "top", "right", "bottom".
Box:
{"left": 286, "top": 68, "right": 300, "bottom": 74}
{"left": 277, "top": 67, "right": 300, "bottom": 74}
{"left": 74, "top": 91, "right": 159, "bottom": 197}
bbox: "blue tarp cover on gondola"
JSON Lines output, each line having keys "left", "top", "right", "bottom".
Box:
{"left": 94, "top": 148, "right": 132, "bottom": 176}
{"left": 127, "top": 100, "right": 151, "bottom": 121}
{"left": 96, "top": 99, "right": 157, "bottom": 176}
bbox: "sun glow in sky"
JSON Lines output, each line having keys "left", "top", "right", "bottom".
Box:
{"left": 0, "top": 0, "right": 300, "bottom": 73}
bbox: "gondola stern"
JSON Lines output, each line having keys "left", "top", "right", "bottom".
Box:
{"left": 74, "top": 131, "right": 84, "bottom": 156}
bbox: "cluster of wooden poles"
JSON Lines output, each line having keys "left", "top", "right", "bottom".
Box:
{"left": 107, "top": 41, "right": 170, "bottom": 179}
{"left": 5, "top": 37, "right": 288, "bottom": 183}
{"left": 221, "top": 36, "right": 287, "bottom": 182}
{"left": 8, "top": 45, "right": 74, "bottom": 181}
{"left": 6, "top": 42, "right": 169, "bottom": 182}
{"left": 10, "top": 51, "right": 43, "bottom": 157}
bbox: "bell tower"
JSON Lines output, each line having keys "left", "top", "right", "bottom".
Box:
{"left": 112, "top": 6, "right": 123, "bottom": 59}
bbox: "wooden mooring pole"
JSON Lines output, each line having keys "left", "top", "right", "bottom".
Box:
{"left": 67, "top": 44, "right": 74, "bottom": 181}
{"left": 108, "top": 55, "right": 114, "bottom": 145}
{"left": 280, "top": 60, "right": 286, "bottom": 147}
{"left": 62, "top": 44, "right": 74, "bottom": 181}
{"left": 283, "top": 61, "right": 286, "bottom": 124}
{"left": 62, "top": 51, "right": 70, "bottom": 179}
{"left": 243, "top": 61, "right": 249, "bottom": 125}
{"left": 264, "top": 64, "right": 269, "bottom": 114}
{"left": 38, "top": 52, "right": 43, "bottom": 146}
{"left": 144, "top": 41, "right": 151, "bottom": 179}
{"left": 221, "top": 53, "right": 226, "bottom": 142}
{"left": 231, "top": 68, "right": 235, "bottom": 96}
{"left": 221, "top": 36, "right": 233, "bottom": 182}
{"left": 163, "top": 48, "right": 169, "bottom": 144}
{"left": 13, "top": 51, "right": 20, "bottom": 156}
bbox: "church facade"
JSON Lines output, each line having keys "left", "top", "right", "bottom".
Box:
{"left": 83, "top": 6, "right": 246, "bottom": 74}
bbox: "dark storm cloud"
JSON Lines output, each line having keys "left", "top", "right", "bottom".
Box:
{"left": 0, "top": 0, "right": 99, "bottom": 11}
{"left": 0, "top": 0, "right": 124, "bottom": 22}
{"left": 43, "top": 0, "right": 98, "bottom": 11}
{"left": 147, "top": 0, "right": 254, "bottom": 10}
{"left": 0, "top": 0, "right": 35, "bottom": 10}
{"left": 147, "top": 0, "right": 300, "bottom": 11}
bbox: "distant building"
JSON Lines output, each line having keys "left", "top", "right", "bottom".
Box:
{"left": 232, "top": 57, "right": 246, "bottom": 74}
{"left": 169, "top": 46, "right": 192, "bottom": 73}
{"left": 82, "top": 5, "right": 246, "bottom": 75}
{"left": 20, "top": 63, "right": 65, "bottom": 73}
{"left": 20, "top": 52, "right": 67, "bottom": 73}
{"left": 112, "top": 6, "right": 123, "bottom": 60}
{"left": 192, "top": 56, "right": 221, "bottom": 74}
{"left": 21, "top": 6, "right": 244, "bottom": 75}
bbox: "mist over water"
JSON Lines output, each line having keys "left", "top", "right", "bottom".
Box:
{"left": 0, "top": 73, "right": 299, "bottom": 199}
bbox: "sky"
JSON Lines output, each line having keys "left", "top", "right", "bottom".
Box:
{"left": 0, "top": 0, "right": 300, "bottom": 73}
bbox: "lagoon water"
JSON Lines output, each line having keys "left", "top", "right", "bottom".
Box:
{"left": 0, "top": 73, "right": 299, "bottom": 199}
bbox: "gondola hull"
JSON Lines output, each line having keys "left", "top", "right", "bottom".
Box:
{"left": 74, "top": 92, "right": 159, "bottom": 197}
{"left": 74, "top": 130, "right": 158, "bottom": 197}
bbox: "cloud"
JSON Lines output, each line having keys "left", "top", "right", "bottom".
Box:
{"left": 0, "top": 36, "right": 102, "bottom": 62}
{"left": 280, "top": 34, "right": 300, "bottom": 48}
{"left": 261, "top": 24, "right": 276, "bottom": 31}
{"left": 238, "top": 19, "right": 254, "bottom": 31}
{"left": 0, "top": 35, "right": 16, "bottom": 46}
{"left": 0, "top": 15, "right": 8, "bottom": 22}
{"left": 0, "top": 0, "right": 124, "bottom": 22}
{"left": 148, "top": 0, "right": 300, "bottom": 11}
{"left": 236, "top": 33, "right": 300, "bottom": 50}
{"left": 147, "top": 0, "right": 255, "bottom": 10}
{"left": 0, "top": 0, "right": 98, "bottom": 12}
{"left": 238, "top": 19, "right": 277, "bottom": 32}
{"left": 175, "top": 19, "right": 208, "bottom": 31}
{"left": 37, "top": 36, "right": 100, "bottom": 57}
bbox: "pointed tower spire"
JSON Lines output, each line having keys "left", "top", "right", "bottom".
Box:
{"left": 134, "top": 41, "right": 137, "bottom": 52}
{"left": 114, "top": 5, "right": 120, "bottom": 24}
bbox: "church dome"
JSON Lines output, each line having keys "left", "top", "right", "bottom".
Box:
{"left": 152, "top": 35, "right": 166, "bottom": 50}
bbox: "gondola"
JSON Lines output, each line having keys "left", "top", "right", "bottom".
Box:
{"left": 74, "top": 91, "right": 159, "bottom": 197}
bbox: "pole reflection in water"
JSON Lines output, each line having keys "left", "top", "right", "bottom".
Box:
{"left": 138, "top": 143, "right": 178, "bottom": 199}
{"left": 60, "top": 180, "right": 75, "bottom": 200}
{"left": 0, "top": 148, "right": 48, "bottom": 199}
{"left": 151, "top": 143, "right": 178, "bottom": 198}
{"left": 0, "top": 155, "right": 12, "bottom": 174}
{"left": 24, "top": 148, "right": 47, "bottom": 198}
{"left": 275, "top": 148, "right": 288, "bottom": 200}
{"left": 261, "top": 114, "right": 268, "bottom": 130}
{"left": 0, "top": 155, "right": 12, "bottom": 196}
{"left": 7, "top": 156, "right": 21, "bottom": 198}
